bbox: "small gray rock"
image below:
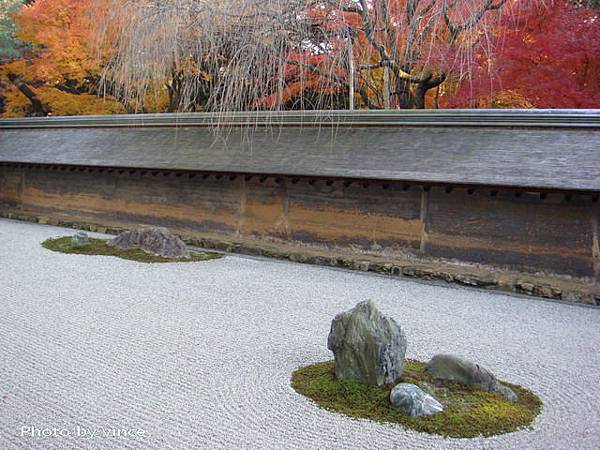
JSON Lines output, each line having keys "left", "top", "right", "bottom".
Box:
{"left": 327, "top": 300, "right": 407, "bottom": 386}
{"left": 426, "top": 354, "right": 517, "bottom": 401}
{"left": 390, "top": 383, "right": 444, "bottom": 417}
{"left": 71, "top": 231, "right": 89, "bottom": 247}
{"left": 107, "top": 227, "right": 190, "bottom": 258}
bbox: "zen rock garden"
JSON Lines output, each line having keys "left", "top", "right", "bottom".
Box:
{"left": 42, "top": 228, "right": 542, "bottom": 438}
{"left": 293, "top": 300, "right": 541, "bottom": 437}
{"left": 47, "top": 226, "right": 542, "bottom": 438}
{"left": 1, "top": 218, "right": 597, "bottom": 448}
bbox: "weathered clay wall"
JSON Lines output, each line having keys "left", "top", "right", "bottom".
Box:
{"left": 1, "top": 164, "right": 599, "bottom": 284}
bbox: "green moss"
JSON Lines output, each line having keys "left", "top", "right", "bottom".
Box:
{"left": 291, "top": 360, "right": 542, "bottom": 438}
{"left": 42, "top": 236, "right": 223, "bottom": 264}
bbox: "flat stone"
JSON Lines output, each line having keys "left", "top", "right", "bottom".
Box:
{"left": 533, "top": 284, "right": 561, "bottom": 299}
{"left": 454, "top": 274, "right": 497, "bottom": 287}
{"left": 426, "top": 354, "right": 517, "bottom": 401}
{"left": 390, "top": 383, "right": 444, "bottom": 417}
{"left": 327, "top": 300, "right": 407, "bottom": 386}
{"left": 107, "top": 227, "right": 190, "bottom": 258}
{"left": 355, "top": 261, "right": 371, "bottom": 272}
{"left": 517, "top": 281, "right": 536, "bottom": 294}
{"left": 71, "top": 231, "right": 90, "bottom": 247}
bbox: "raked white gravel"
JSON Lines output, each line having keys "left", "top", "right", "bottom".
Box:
{"left": 0, "top": 218, "right": 599, "bottom": 450}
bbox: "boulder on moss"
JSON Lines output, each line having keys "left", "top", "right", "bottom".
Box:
{"left": 71, "top": 231, "right": 89, "bottom": 247}
{"left": 426, "top": 354, "right": 517, "bottom": 401}
{"left": 107, "top": 227, "right": 190, "bottom": 259}
{"left": 327, "top": 300, "right": 407, "bottom": 386}
{"left": 390, "top": 383, "right": 444, "bottom": 417}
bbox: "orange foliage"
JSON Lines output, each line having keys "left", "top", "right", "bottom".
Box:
{"left": 0, "top": 0, "right": 124, "bottom": 117}
{"left": 14, "top": 0, "right": 104, "bottom": 83}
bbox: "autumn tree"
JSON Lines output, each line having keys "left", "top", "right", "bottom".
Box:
{"left": 5, "top": 0, "right": 597, "bottom": 115}
{"left": 288, "top": 0, "right": 512, "bottom": 109}
{"left": 99, "top": 0, "right": 301, "bottom": 113}
{"left": 100, "top": 0, "right": 511, "bottom": 111}
{"left": 446, "top": 0, "right": 600, "bottom": 108}
{"left": 0, "top": 0, "right": 27, "bottom": 113}
{"left": 0, "top": 0, "right": 126, "bottom": 117}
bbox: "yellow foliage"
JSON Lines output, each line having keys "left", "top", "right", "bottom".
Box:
{"left": 124, "top": 87, "right": 171, "bottom": 114}
{"left": 490, "top": 90, "right": 534, "bottom": 108}
{"left": 2, "top": 85, "right": 126, "bottom": 117}
{"left": 141, "top": 91, "right": 171, "bottom": 113}
{"left": 0, "top": 60, "right": 35, "bottom": 83}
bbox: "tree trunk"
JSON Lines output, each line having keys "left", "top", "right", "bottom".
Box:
{"left": 415, "top": 73, "right": 446, "bottom": 109}
{"left": 167, "top": 69, "right": 184, "bottom": 113}
{"left": 414, "top": 83, "right": 427, "bottom": 109}
{"left": 396, "top": 78, "right": 414, "bottom": 109}
{"left": 7, "top": 73, "right": 50, "bottom": 116}
{"left": 383, "top": 66, "right": 391, "bottom": 109}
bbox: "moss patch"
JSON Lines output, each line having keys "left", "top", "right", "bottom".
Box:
{"left": 292, "top": 360, "right": 541, "bottom": 438}
{"left": 42, "top": 236, "right": 223, "bottom": 264}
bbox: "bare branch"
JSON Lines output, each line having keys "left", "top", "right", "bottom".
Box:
{"left": 444, "top": 0, "right": 507, "bottom": 43}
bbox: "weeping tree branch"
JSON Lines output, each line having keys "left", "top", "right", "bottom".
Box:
{"left": 444, "top": 0, "right": 507, "bottom": 43}
{"left": 96, "top": 0, "right": 510, "bottom": 112}
{"left": 286, "top": 59, "right": 381, "bottom": 109}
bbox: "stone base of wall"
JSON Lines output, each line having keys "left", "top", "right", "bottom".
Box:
{"left": 3, "top": 209, "right": 599, "bottom": 306}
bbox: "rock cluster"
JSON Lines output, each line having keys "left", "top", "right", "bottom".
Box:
{"left": 327, "top": 300, "right": 518, "bottom": 420}
{"left": 107, "top": 227, "right": 190, "bottom": 258}
{"left": 327, "top": 300, "right": 407, "bottom": 386}
{"left": 389, "top": 383, "right": 444, "bottom": 417}
{"left": 426, "top": 354, "right": 517, "bottom": 401}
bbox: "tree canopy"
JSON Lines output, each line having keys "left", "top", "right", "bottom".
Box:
{"left": 447, "top": 0, "right": 600, "bottom": 108}
{"left": 0, "top": 0, "right": 598, "bottom": 116}
{"left": 0, "top": 0, "right": 125, "bottom": 116}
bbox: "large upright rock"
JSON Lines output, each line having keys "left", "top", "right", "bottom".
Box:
{"left": 426, "top": 354, "right": 517, "bottom": 401}
{"left": 327, "top": 300, "right": 407, "bottom": 386}
{"left": 107, "top": 227, "right": 190, "bottom": 258}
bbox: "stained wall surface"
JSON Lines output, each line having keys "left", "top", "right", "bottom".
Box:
{"left": 1, "top": 164, "right": 598, "bottom": 281}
